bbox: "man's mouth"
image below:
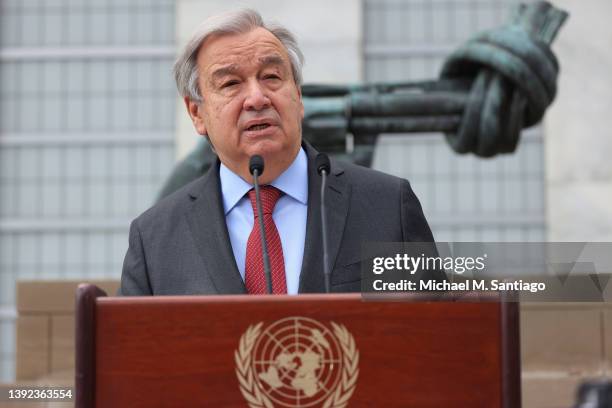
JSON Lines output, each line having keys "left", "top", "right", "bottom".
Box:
{"left": 247, "top": 123, "right": 271, "bottom": 131}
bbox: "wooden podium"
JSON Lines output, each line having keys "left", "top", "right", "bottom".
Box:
{"left": 75, "top": 285, "right": 520, "bottom": 407}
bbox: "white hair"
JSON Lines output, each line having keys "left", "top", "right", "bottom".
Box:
{"left": 173, "top": 9, "right": 304, "bottom": 103}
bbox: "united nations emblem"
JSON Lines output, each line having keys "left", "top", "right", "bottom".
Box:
{"left": 235, "top": 317, "right": 359, "bottom": 408}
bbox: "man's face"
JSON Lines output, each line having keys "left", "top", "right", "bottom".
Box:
{"left": 187, "top": 27, "right": 304, "bottom": 183}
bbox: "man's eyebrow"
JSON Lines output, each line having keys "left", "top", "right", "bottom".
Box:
{"left": 258, "top": 54, "right": 285, "bottom": 67}
{"left": 210, "top": 64, "right": 240, "bottom": 80}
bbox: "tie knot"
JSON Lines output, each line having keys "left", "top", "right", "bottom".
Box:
{"left": 248, "top": 185, "right": 282, "bottom": 216}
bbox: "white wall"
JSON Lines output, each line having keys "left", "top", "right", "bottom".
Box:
{"left": 544, "top": 0, "right": 612, "bottom": 241}
{"left": 174, "top": 0, "right": 363, "bottom": 159}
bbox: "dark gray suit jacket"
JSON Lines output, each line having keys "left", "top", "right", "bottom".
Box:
{"left": 119, "top": 143, "right": 435, "bottom": 295}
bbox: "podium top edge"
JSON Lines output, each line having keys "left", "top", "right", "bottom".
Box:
{"left": 98, "top": 293, "right": 361, "bottom": 304}
{"left": 97, "top": 292, "right": 503, "bottom": 304}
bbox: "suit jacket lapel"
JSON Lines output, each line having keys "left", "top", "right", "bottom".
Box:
{"left": 184, "top": 161, "right": 247, "bottom": 294}
{"left": 299, "top": 143, "right": 351, "bottom": 293}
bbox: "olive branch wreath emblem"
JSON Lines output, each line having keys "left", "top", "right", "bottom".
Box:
{"left": 234, "top": 321, "right": 360, "bottom": 408}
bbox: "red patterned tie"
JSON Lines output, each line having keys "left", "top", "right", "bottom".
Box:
{"left": 245, "top": 186, "right": 287, "bottom": 294}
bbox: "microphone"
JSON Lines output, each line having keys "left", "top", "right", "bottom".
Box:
{"left": 249, "top": 155, "right": 273, "bottom": 294}
{"left": 249, "top": 155, "right": 264, "bottom": 176}
{"left": 316, "top": 153, "right": 332, "bottom": 293}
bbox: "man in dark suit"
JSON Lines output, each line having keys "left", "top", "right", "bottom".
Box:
{"left": 119, "top": 9, "right": 435, "bottom": 296}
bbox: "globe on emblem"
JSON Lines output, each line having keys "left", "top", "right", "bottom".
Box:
{"left": 251, "top": 317, "right": 344, "bottom": 407}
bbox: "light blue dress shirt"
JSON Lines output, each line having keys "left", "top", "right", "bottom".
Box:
{"left": 219, "top": 148, "right": 308, "bottom": 295}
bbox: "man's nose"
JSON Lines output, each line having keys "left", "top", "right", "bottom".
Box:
{"left": 243, "top": 80, "right": 271, "bottom": 111}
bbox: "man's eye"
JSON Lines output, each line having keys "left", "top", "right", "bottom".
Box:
{"left": 221, "top": 80, "right": 239, "bottom": 88}
{"left": 264, "top": 74, "right": 280, "bottom": 80}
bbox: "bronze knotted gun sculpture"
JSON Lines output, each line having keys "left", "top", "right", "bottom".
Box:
{"left": 158, "top": 1, "right": 568, "bottom": 198}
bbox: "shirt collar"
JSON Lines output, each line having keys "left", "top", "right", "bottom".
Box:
{"left": 219, "top": 147, "right": 308, "bottom": 215}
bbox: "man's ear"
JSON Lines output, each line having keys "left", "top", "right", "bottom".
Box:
{"left": 184, "top": 97, "right": 207, "bottom": 135}
{"left": 297, "top": 86, "right": 304, "bottom": 121}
